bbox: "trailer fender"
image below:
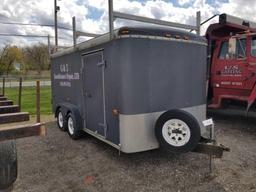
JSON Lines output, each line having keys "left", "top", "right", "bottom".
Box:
{"left": 55, "top": 103, "right": 83, "bottom": 131}
{"left": 247, "top": 84, "right": 256, "bottom": 112}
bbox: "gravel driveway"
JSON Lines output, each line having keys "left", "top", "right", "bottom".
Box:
{"left": 12, "top": 114, "right": 256, "bottom": 192}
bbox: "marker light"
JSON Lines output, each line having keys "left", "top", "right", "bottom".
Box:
{"left": 112, "top": 109, "right": 120, "bottom": 116}
{"left": 121, "top": 30, "right": 130, "bottom": 35}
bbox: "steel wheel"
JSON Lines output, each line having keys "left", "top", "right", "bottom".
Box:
{"left": 155, "top": 109, "right": 201, "bottom": 153}
{"left": 66, "top": 113, "right": 82, "bottom": 140}
{"left": 162, "top": 119, "right": 191, "bottom": 147}
{"left": 68, "top": 116, "right": 75, "bottom": 135}
{"left": 57, "top": 109, "right": 66, "bottom": 131}
{"left": 58, "top": 112, "right": 64, "bottom": 128}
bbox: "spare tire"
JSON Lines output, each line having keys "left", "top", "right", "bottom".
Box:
{"left": 0, "top": 141, "right": 17, "bottom": 190}
{"left": 155, "top": 109, "right": 201, "bottom": 153}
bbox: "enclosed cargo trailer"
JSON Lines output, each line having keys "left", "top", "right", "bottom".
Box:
{"left": 51, "top": 26, "right": 211, "bottom": 153}
{"left": 50, "top": 0, "right": 230, "bottom": 157}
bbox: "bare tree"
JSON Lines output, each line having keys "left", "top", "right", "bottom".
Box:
{"left": 23, "top": 43, "right": 49, "bottom": 75}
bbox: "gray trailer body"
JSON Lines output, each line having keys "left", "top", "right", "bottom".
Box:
{"left": 51, "top": 26, "right": 208, "bottom": 153}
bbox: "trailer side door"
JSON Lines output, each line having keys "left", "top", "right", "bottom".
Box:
{"left": 82, "top": 51, "right": 107, "bottom": 137}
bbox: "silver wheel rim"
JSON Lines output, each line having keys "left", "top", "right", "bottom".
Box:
{"left": 58, "top": 112, "right": 64, "bottom": 128}
{"left": 162, "top": 119, "right": 191, "bottom": 147}
{"left": 68, "top": 117, "right": 74, "bottom": 135}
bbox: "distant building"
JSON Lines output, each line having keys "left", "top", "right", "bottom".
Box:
{"left": 14, "top": 62, "right": 21, "bottom": 71}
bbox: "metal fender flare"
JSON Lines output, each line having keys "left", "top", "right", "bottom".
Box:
{"left": 55, "top": 103, "right": 83, "bottom": 131}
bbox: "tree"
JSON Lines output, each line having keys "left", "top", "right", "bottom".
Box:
{"left": 0, "top": 45, "right": 22, "bottom": 75}
{"left": 23, "top": 43, "right": 50, "bottom": 75}
{"left": 0, "top": 43, "right": 50, "bottom": 76}
{"left": 0, "top": 45, "right": 9, "bottom": 75}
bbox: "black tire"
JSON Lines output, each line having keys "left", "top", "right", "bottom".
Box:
{"left": 66, "top": 113, "right": 82, "bottom": 140}
{"left": 0, "top": 141, "right": 17, "bottom": 190}
{"left": 155, "top": 109, "right": 201, "bottom": 153}
{"left": 56, "top": 109, "right": 67, "bottom": 131}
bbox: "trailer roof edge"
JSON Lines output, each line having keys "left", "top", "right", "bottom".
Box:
{"left": 51, "top": 26, "right": 205, "bottom": 58}
{"left": 51, "top": 31, "right": 116, "bottom": 58}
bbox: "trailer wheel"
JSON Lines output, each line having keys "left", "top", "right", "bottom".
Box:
{"left": 155, "top": 109, "right": 201, "bottom": 153}
{"left": 57, "top": 109, "right": 66, "bottom": 131}
{"left": 0, "top": 141, "right": 17, "bottom": 190}
{"left": 67, "top": 113, "right": 82, "bottom": 140}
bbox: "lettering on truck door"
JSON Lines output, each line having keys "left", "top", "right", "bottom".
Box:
{"left": 211, "top": 37, "right": 252, "bottom": 90}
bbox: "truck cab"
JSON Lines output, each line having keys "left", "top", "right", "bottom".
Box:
{"left": 206, "top": 14, "right": 256, "bottom": 110}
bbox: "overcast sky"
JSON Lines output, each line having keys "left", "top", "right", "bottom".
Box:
{"left": 0, "top": 0, "right": 255, "bottom": 47}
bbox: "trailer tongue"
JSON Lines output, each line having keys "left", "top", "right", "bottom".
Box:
{"left": 193, "top": 118, "right": 230, "bottom": 158}
{"left": 193, "top": 138, "right": 230, "bottom": 158}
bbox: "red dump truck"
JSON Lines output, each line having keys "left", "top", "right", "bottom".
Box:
{"left": 206, "top": 14, "right": 256, "bottom": 112}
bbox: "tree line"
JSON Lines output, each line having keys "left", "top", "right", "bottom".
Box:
{"left": 0, "top": 43, "right": 50, "bottom": 76}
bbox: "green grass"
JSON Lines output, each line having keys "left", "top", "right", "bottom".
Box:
{"left": 4, "top": 86, "right": 52, "bottom": 115}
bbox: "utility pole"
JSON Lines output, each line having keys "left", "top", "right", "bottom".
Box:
{"left": 47, "top": 35, "right": 51, "bottom": 56}
{"left": 196, "top": 11, "right": 201, "bottom": 35}
{"left": 54, "top": 0, "right": 60, "bottom": 51}
{"left": 108, "top": 0, "right": 114, "bottom": 40}
{"left": 72, "top": 16, "right": 76, "bottom": 47}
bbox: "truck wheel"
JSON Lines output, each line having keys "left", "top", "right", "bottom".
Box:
{"left": 0, "top": 141, "right": 17, "bottom": 190}
{"left": 67, "top": 113, "right": 82, "bottom": 140}
{"left": 57, "top": 109, "right": 66, "bottom": 131}
{"left": 155, "top": 109, "right": 201, "bottom": 153}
